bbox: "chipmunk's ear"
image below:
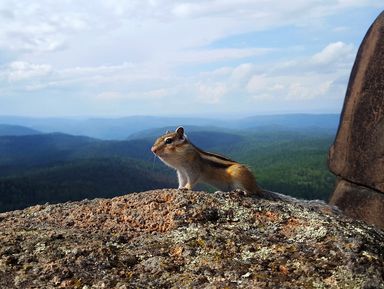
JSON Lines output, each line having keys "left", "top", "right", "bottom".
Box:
{"left": 176, "top": 126, "right": 184, "bottom": 139}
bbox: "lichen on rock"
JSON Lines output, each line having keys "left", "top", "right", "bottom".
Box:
{"left": 0, "top": 189, "right": 383, "bottom": 288}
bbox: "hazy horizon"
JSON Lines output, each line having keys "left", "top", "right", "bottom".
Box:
{"left": 0, "top": 111, "right": 340, "bottom": 120}
{"left": 0, "top": 1, "right": 381, "bottom": 117}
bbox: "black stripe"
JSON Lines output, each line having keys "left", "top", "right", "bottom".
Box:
{"left": 190, "top": 142, "right": 235, "bottom": 162}
{"left": 189, "top": 141, "right": 235, "bottom": 169}
{"left": 200, "top": 156, "right": 232, "bottom": 169}
{"left": 201, "top": 151, "right": 235, "bottom": 162}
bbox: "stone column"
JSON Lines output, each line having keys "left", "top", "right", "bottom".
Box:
{"left": 328, "top": 11, "right": 384, "bottom": 229}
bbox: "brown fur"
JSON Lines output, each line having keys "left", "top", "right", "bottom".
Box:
{"left": 151, "top": 127, "right": 263, "bottom": 196}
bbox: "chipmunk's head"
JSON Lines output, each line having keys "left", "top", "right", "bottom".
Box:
{"left": 151, "top": 127, "right": 187, "bottom": 160}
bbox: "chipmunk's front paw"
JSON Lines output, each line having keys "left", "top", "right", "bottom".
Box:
{"left": 213, "top": 190, "right": 225, "bottom": 197}
{"left": 233, "top": 189, "right": 247, "bottom": 196}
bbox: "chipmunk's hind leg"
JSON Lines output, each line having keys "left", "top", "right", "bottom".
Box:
{"left": 184, "top": 170, "right": 201, "bottom": 190}
{"left": 229, "top": 164, "right": 263, "bottom": 196}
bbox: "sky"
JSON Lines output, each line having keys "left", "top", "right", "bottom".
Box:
{"left": 0, "top": 1, "right": 382, "bottom": 117}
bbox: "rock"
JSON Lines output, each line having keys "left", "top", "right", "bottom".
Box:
{"left": 328, "top": 11, "right": 384, "bottom": 228}
{"left": 330, "top": 179, "right": 384, "bottom": 228}
{"left": 0, "top": 189, "right": 383, "bottom": 288}
{"left": 329, "top": 11, "right": 384, "bottom": 190}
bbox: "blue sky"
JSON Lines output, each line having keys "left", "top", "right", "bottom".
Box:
{"left": 0, "top": 1, "right": 382, "bottom": 117}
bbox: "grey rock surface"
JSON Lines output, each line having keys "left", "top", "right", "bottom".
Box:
{"left": 0, "top": 189, "right": 383, "bottom": 288}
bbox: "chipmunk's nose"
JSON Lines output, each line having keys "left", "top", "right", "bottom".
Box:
{"left": 151, "top": 146, "right": 157, "bottom": 154}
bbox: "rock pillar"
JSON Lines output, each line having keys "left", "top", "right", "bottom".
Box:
{"left": 328, "top": 11, "right": 384, "bottom": 229}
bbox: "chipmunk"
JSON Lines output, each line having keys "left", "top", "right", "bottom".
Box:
{"left": 151, "top": 126, "right": 268, "bottom": 197}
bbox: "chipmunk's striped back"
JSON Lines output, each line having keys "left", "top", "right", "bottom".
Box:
{"left": 190, "top": 142, "right": 236, "bottom": 169}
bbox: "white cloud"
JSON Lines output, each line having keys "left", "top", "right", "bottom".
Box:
{"left": 0, "top": 0, "right": 379, "bottom": 116}
{"left": 170, "top": 0, "right": 380, "bottom": 26}
{"left": 196, "top": 82, "right": 228, "bottom": 104}
{"left": 246, "top": 74, "right": 337, "bottom": 102}
{"left": 171, "top": 48, "right": 271, "bottom": 65}
{"left": 265, "top": 42, "right": 356, "bottom": 76}
{"left": 230, "top": 63, "right": 254, "bottom": 82}
{"left": 0, "top": 1, "right": 88, "bottom": 53}
{"left": 100, "top": 0, "right": 172, "bottom": 18}
{"left": 0, "top": 0, "right": 375, "bottom": 59}
{"left": 311, "top": 41, "right": 354, "bottom": 65}
{"left": 6, "top": 61, "right": 52, "bottom": 81}
{"left": 337, "top": 0, "right": 383, "bottom": 8}
{"left": 246, "top": 74, "right": 268, "bottom": 94}
{"left": 286, "top": 79, "right": 333, "bottom": 101}
{"left": 244, "top": 41, "right": 355, "bottom": 102}
{"left": 96, "top": 88, "right": 169, "bottom": 102}
{"left": 96, "top": 91, "right": 124, "bottom": 101}
{"left": 136, "top": 88, "right": 169, "bottom": 100}
{"left": 200, "top": 66, "right": 233, "bottom": 78}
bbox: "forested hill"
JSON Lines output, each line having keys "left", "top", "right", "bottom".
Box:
{"left": 0, "top": 133, "right": 150, "bottom": 173}
{"left": 0, "top": 124, "right": 41, "bottom": 136}
{"left": 0, "top": 126, "right": 335, "bottom": 212}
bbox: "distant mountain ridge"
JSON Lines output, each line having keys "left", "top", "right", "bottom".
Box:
{"left": 0, "top": 130, "right": 245, "bottom": 176}
{"left": 0, "top": 126, "right": 335, "bottom": 212}
{"left": 0, "top": 114, "right": 339, "bottom": 140}
{"left": 0, "top": 124, "right": 41, "bottom": 136}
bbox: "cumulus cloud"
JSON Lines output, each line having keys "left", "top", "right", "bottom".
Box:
{"left": 0, "top": 0, "right": 88, "bottom": 53}
{"left": 0, "top": 0, "right": 379, "bottom": 115}
{"left": 230, "top": 63, "right": 254, "bottom": 82}
{"left": 6, "top": 61, "right": 52, "bottom": 81}
{"left": 286, "top": 79, "right": 333, "bottom": 101}
{"left": 196, "top": 82, "right": 228, "bottom": 104}
{"left": 311, "top": 42, "right": 354, "bottom": 65}
{"left": 242, "top": 41, "right": 357, "bottom": 102}
{"left": 0, "top": 0, "right": 375, "bottom": 58}
{"left": 246, "top": 74, "right": 337, "bottom": 102}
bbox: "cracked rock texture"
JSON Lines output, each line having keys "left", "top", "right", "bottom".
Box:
{"left": 1, "top": 189, "right": 383, "bottom": 289}
{"left": 328, "top": 11, "right": 384, "bottom": 229}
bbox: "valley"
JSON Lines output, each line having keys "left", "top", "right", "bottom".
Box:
{"left": 0, "top": 114, "right": 337, "bottom": 212}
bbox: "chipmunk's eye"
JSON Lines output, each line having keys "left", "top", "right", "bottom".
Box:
{"left": 165, "top": 138, "right": 173, "bottom": 144}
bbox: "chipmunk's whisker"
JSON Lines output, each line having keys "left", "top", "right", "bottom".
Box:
{"left": 152, "top": 154, "right": 157, "bottom": 169}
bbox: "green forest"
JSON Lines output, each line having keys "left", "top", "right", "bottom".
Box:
{"left": 0, "top": 126, "right": 336, "bottom": 212}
